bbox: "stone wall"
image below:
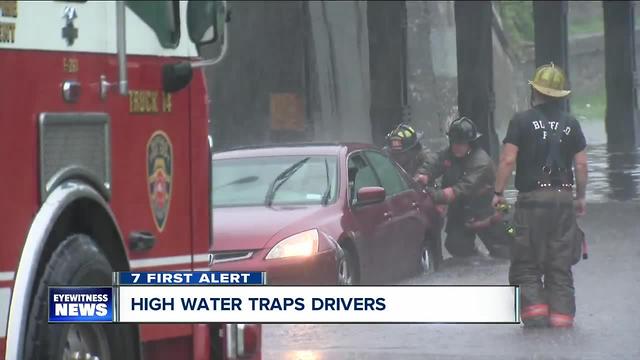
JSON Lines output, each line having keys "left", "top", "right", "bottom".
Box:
{"left": 406, "top": 1, "right": 458, "bottom": 150}
{"left": 202, "top": 1, "right": 310, "bottom": 151}
{"left": 517, "top": 28, "right": 640, "bottom": 120}
{"left": 406, "top": 1, "right": 524, "bottom": 150}
{"left": 307, "top": 1, "right": 373, "bottom": 144}
{"left": 492, "top": 5, "right": 528, "bottom": 141}
{"left": 203, "top": 1, "right": 525, "bottom": 152}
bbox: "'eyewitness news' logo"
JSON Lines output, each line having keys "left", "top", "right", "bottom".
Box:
{"left": 49, "top": 287, "right": 114, "bottom": 323}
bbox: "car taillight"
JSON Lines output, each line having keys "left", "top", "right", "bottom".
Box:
{"left": 226, "top": 323, "right": 260, "bottom": 358}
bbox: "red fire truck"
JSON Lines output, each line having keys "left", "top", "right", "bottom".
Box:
{"left": 0, "top": 1, "right": 261, "bottom": 359}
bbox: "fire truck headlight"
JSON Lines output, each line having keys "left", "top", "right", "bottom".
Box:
{"left": 265, "top": 229, "right": 319, "bottom": 260}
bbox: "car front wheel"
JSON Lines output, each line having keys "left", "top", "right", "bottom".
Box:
{"left": 337, "top": 247, "right": 357, "bottom": 285}
{"left": 420, "top": 240, "right": 436, "bottom": 275}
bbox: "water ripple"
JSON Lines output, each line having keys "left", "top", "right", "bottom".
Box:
{"left": 505, "top": 144, "right": 640, "bottom": 203}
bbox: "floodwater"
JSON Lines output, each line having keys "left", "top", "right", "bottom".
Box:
{"left": 587, "top": 144, "right": 640, "bottom": 202}
{"left": 263, "top": 121, "right": 640, "bottom": 360}
{"left": 505, "top": 119, "right": 640, "bottom": 203}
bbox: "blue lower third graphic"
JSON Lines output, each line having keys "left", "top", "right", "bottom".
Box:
{"left": 49, "top": 287, "right": 114, "bottom": 323}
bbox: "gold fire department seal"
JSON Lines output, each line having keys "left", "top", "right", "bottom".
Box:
{"left": 147, "top": 131, "right": 173, "bottom": 232}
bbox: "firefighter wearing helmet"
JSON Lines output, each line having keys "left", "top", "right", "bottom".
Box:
{"left": 493, "top": 63, "right": 588, "bottom": 328}
{"left": 412, "top": 117, "right": 511, "bottom": 260}
{"left": 383, "top": 124, "right": 430, "bottom": 177}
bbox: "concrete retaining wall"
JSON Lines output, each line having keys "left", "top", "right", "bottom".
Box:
{"left": 203, "top": 1, "right": 524, "bottom": 152}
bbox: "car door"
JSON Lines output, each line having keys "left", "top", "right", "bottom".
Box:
{"left": 347, "top": 152, "right": 395, "bottom": 283}
{"left": 106, "top": 1, "right": 194, "bottom": 267}
{"left": 364, "top": 151, "right": 425, "bottom": 278}
{"left": 103, "top": 2, "right": 195, "bottom": 343}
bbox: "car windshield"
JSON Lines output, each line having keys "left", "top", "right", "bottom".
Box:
{"left": 212, "top": 155, "right": 339, "bottom": 208}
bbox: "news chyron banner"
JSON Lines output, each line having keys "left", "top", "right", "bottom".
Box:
{"left": 49, "top": 271, "right": 521, "bottom": 324}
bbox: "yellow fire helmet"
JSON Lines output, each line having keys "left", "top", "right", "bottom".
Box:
{"left": 386, "top": 124, "right": 423, "bottom": 152}
{"left": 528, "top": 62, "right": 571, "bottom": 98}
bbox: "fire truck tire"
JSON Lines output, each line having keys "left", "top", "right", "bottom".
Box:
{"left": 24, "top": 233, "right": 138, "bottom": 360}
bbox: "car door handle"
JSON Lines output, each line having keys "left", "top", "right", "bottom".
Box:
{"left": 129, "top": 231, "right": 156, "bottom": 252}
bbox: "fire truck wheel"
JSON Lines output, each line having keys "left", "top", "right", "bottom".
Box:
{"left": 25, "top": 234, "right": 138, "bottom": 360}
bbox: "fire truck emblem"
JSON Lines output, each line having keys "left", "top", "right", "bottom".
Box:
{"left": 147, "top": 131, "right": 173, "bottom": 232}
{"left": 61, "top": 7, "right": 79, "bottom": 46}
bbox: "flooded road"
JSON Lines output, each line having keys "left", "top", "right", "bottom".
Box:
{"left": 264, "top": 201, "right": 640, "bottom": 359}
{"left": 569, "top": 119, "right": 640, "bottom": 202}
{"left": 504, "top": 143, "right": 640, "bottom": 203}
{"left": 263, "top": 119, "right": 640, "bottom": 359}
{"left": 504, "top": 119, "right": 640, "bottom": 203}
{"left": 587, "top": 144, "right": 640, "bottom": 202}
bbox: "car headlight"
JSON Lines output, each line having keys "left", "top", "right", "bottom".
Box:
{"left": 265, "top": 229, "right": 319, "bottom": 260}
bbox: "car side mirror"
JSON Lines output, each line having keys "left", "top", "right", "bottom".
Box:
{"left": 164, "top": 1, "right": 229, "bottom": 93}
{"left": 355, "top": 187, "right": 386, "bottom": 206}
{"left": 162, "top": 62, "right": 193, "bottom": 93}
{"left": 187, "top": 0, "right": 226, "bottom": 46}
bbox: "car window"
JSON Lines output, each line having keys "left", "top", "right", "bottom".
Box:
{"left": 212, "top": 155, "right": 338, "bottom": 207}
{"left": 126, "top": 0, "right": 180, "bottom": 49}
{"left": 365, "top": 151, "right": 408, "bottom": 196}
{"left": 347, "top": 153, "right": 380, "bottom": 205}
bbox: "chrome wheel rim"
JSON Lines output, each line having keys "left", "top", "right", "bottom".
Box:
{"left": 421, "top": 245, "right": 431, "bottom": 273}
{"left": 338, "top": 255, "right": 353, "bottom": 285}
{"left": 63, "top": 324, "right": 111, "bottom": 360}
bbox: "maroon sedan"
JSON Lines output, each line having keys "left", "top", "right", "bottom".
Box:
{"left": 210, "top": 143, "right": 442, "bottom": 285}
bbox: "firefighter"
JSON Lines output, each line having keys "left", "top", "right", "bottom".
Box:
{"left": 492, "top": 63, "right": 588, "bottom": 328}
{"left": 384, "top": 123, "right": 430, "bottom": 177}
{"left": 416, "top": 117, "right": 511, "bottom": 259}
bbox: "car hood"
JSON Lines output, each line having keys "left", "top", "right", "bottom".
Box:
{"left": 212, "top": 205, "right": 330, "bottom": 252}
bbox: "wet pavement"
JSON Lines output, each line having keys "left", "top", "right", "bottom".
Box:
{"left": 263, "top": 121, "right": 640, "bottom": 360}
{"left": 504, "top": 119, "right": 640, "bottom": 204}
{"left": 502, "top": 143, "right": 640, "bottom": 204}
{"left": 586, "top": 144, "right": 640, "bottom": 202}
{"left": 263, "top": 201, "right": 640, "bottom": 360}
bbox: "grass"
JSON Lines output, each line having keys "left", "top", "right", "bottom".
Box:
{"left": 497, "top": 1, "right": 640, "bottom": 44}
{"left": 496, "top": 1, "right": 534, "bottom": 46}
{"left": 571, "top": 89, "right": 606, "bottom": 121}
{"left": 493, "top": 1, "right": 624, "bottom": 123}
{"left": 569, "top": 19, "right": 603, "bottom": 37}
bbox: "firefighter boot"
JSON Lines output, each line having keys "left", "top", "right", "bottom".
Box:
{"left": 544, "top": 207, "right": 579, "bottom": 329}
{"left": 509, "top": 252, "right": 549, "bottom": 328}
{"left": 545, "top": 265, "right": 576, "bottom": 328}
{"left": 521, "top": 304, "right": 549, "bottom": 328}
{"left": 444, "top": 227, "right": 479, "bottom": 258}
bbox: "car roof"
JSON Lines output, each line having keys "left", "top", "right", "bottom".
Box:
{"left": 213, "top": 142, "right": 375, "bottom": 160}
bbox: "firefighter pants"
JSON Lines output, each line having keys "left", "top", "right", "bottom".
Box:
{"left": 509, "top": 189, "right": 584, "bottom": 327}
{"left": 445, "top": 218, "right": 511, "bottom": 259}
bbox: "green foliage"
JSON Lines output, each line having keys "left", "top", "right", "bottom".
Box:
{"left": 497, "top": 1, "right": 605, "bottom": 46}
{"left": 571, "top": 89, "right": 607, "bottom": 121}
{"left": 569, "top": 21, "right": 603, "bottom": 37}
{"left": 496, "top": 1, "right": 534, "bottom": 46}
{"left": 569, "top": 16, "right": 603, "bottom": 37}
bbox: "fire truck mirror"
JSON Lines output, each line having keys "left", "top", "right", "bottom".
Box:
{"left": 162, "top": 62, "right": 194, "bottom": 93}
{"left": 187, "top": 0, "right": 226, "bottom": 46}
